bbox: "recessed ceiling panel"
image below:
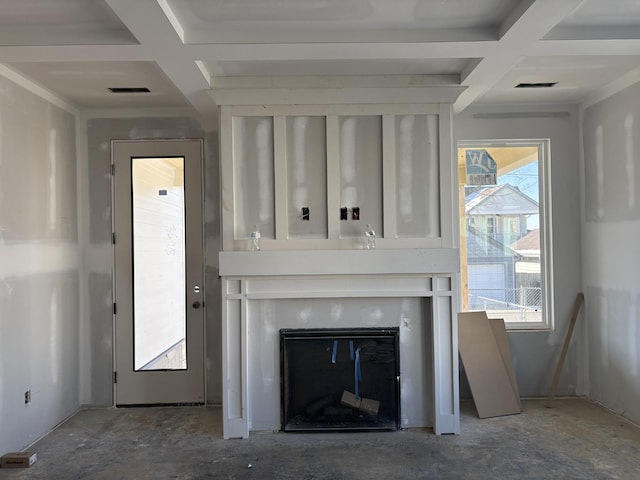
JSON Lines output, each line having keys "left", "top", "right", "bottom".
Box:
{"left": 7, "top": 62, "right": 188, "bottom": 109}
{"left": 0, "top": 0, "right": 137, "bottom": 46}
{"left": 476, "top": 56, "right": 640, "bottom": 104}
{"left": 167, "top": 0, "right": 519, "bottom": 43}
{"left": 211, "top": 58, "right": 471, "bottom": 77}
{"left": 545, "top": 0, "right": 640, "bottom": 40}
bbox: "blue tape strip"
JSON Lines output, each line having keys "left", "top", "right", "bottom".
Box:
{"left": 332, "top": 340, "right": 338, "bottom": 364}
{"left": 349, "top": 341, "right": 354, "bottom": 360}
{"left": 354, "top": 347, "right": 361, "bottom": 400}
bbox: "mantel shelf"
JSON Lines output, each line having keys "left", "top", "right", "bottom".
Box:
{"left": 219, "top": 248, "right": 460, "bottom": 277}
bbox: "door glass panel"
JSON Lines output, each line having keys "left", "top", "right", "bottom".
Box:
{"left": 132, "top": 157, "right": 187, "bottom": 371}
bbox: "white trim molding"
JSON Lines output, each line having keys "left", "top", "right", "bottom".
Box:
{"left": 220, "top": 249, "right": 461, "bottom": 438}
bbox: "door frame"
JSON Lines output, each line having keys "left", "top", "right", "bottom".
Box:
{"left": 111, "top": 139, "right": 206, "bottom": 405}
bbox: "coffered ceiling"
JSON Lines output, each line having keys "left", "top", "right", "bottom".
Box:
{"left": 1, "top": 0, "right": 639, "bottom": 129}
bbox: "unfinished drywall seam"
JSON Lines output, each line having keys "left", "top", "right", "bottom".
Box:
{"left": 427, "top": 114, "right": 439, "bottom": 236}
{"left": 0, "top": 283, "right": 5, "bottom": 415}
{"left": 630, "top": 299, "right": 638, "bottom": 378}
{"left": 398, "top": 115, "right": 415, "bottom": 221}
{"left": 341, "top": 117, "right": 357, "bottom": 207}
{"left": 577, "top": 98, "right": 589, "bottom": 398}
{"left": 256, "top": 118, "right": 272, "bottom": 224}
{"left": 292, "top": 116, "right": 309, "bottom": 210}
{"left": 50, "top": 286, "right": 60, "bottom": 385}
{"left": 624, "top": 113, "right": 635, "bottom": 209}
{"left": 0, "top": 100, "right": 3, "bottom": 171}
{"left": 49, "top": 128, "right": 58, "bottom": 233}
{"left": 595, "top": 125, "right": 604, "bottom": 219}
{"left": 76, "top": 112, "right": 92, "bottom": 405}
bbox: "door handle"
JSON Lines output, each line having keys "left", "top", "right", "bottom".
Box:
{"left": 192, "top": 301, "right": 201, "bottom": 309}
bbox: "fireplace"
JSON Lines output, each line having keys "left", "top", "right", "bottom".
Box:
{"left": 281, "top": 327, "right": 400, "bottom": 432}
{"left": 220, "top": 249, "right": 461, "bottom": 438}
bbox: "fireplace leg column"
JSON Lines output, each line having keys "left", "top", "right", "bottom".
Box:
{"left": 222, "top": 279, "right": 250, "bottom": 439}
{"left": 432, "top": 276, "right": 460, "bottom": 434}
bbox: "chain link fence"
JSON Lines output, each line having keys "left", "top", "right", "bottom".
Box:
{"left": 469, "top": 287, "right": 542, "bottom": 312}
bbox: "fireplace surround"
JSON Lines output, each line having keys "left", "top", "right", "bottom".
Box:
{"left": 220, "top": 249, "right": 460, "bottom": 438}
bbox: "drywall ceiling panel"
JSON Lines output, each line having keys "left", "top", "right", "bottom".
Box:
{"left": 545, "top": 0, "right": 640, "bottom": 40}
{"left": 0, "top": 0, "right": 137, "bottom": 46}
{"left": 6, "top": 61, "right": 188, "bottom": 109}
{"left": 476, "top": 55, "right": 640, "bottom": 105}
{"left": 210, "top": 58, "right": 470, "bottom": 77}
{"left": 167, "top": 0, "right": 519, "bottom": 43}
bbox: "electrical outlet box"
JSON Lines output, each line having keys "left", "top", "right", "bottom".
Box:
{"left": 24, "top": 390, "right": 31, "bottom": 405}
{"left": 352, "top": 207, "right": 360, "bottom": 220}
{"left": 340, "top": 207, "right": 348, "bottom": 221}
{"left": 301, "top": 207, "right": 310, "bottom": 221}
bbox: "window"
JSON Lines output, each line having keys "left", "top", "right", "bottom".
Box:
{"left": 458, "top": 140, "right": 553, "bottom": 330}
{"left": 486, "top": 216, "right": 496, "bottom": 239}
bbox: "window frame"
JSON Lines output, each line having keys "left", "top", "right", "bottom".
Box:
{"left": 457, "top": 139, "right": 554, "bottom": 331}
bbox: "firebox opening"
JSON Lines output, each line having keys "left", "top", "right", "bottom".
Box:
{"left": 280, "top": 327, "right": 400, "bottom": 432}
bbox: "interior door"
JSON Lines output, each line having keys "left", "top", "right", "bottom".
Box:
{"left": 112, "top": 139, "right": 205, "bottom": 405}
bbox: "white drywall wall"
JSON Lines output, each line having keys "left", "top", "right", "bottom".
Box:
{"left": 82, "top": 117, "right": 220, "bottom": 406}
{"left": 455, "top": 105, "right": 583, "bottom": 398}
{"left": 581, "top": 78, "right": 640, "bottom": 425}
{"left": 0, "top": 73, "right": 79, "bottom": 454}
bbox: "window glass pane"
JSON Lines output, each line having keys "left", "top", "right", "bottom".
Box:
{"left": 132, "top": 157, "right": 187, "bottom": 370}
{"left": 459, "top": 146, "right": 546, "bottom": 326}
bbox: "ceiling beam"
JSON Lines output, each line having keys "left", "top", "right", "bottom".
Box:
{"left": 454, "top": 0, "right": 585, "bottom": 112}
{"left": 104, "top": 0, "right": 217, "bottom": 130}
{"left": 187, "top": 42, "right": 494, "bottom": 63}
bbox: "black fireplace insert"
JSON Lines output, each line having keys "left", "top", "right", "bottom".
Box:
{"left": 280, "top": 327, "right": 400, "bottom": 432}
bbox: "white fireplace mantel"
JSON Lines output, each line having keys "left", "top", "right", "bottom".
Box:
{"left": 220, "top": 249, "right": 460, "bottom": 277}
{"left": 220, "top": 249, "right": 461, "bottom": 438}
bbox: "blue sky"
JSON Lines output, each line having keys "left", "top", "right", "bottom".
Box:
{"left": 499, "top": 161, "right": 540, "bottom": 229}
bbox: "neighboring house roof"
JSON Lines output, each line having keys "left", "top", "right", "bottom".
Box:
{"left": 510, "top": 228, "right": 540, "bottom": 258}
{"left": 511, "top": 228, "right": 540, "bottom": 250}
{"left": 466, "top": 184, "right": 539, "bottom": 216}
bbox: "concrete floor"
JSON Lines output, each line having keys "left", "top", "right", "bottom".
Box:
{"left": 4, "top": 399, "right": 640, "bottom": 479}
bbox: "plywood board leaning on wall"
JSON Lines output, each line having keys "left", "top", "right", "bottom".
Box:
{"left": 458, "top": 312, "right": 522, "bottom": 418}
{"left": 489, "top": 318, "right": 522, "bottom": 411}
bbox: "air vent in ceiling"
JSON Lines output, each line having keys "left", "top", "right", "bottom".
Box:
{"left": 108, "top": 87, "right": 151, "bottom": 93}
{"left": 515, "top": 82, "right": 557, "bottom": 89}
